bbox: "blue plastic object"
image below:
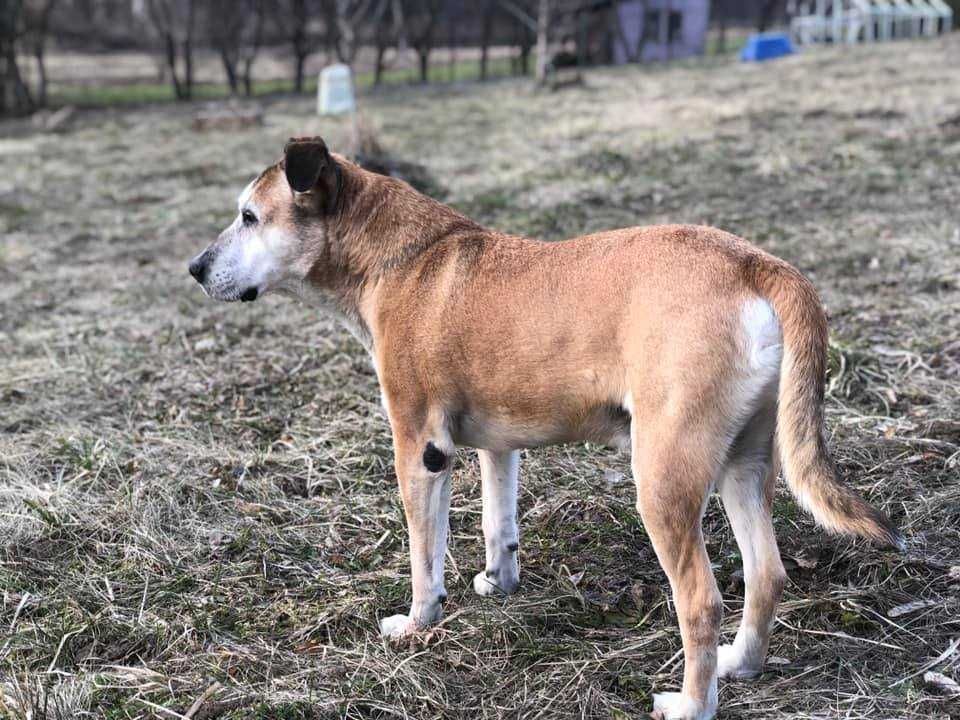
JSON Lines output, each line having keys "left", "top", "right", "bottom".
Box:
{"left": 740, "top": 33, "right": 794, "bottom": 62}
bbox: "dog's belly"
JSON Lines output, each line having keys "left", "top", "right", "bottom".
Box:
{"left": 450, "top": 403, "right": 632, "bottom": 452}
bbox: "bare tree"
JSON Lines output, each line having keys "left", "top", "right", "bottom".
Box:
{"left": 328, "top": 0, "right": 377, "bottom": 66}
{"left": 145, "top": 0, "right": 197, "bottom": 100}
{"left": 1, "top": 0, "right": 62, "bottom": 115}
{"left": 373, "top": 0, "right": 405, "bottom": 86}
{"left": 404, "top": 0, "right": 442, "bottom": 84}
{"left": 207, "top": 0, "right": 264, "bottom": 96}
{"left": 715, "top": 0, "right": 727, "bottom": 55}
{"left": 275, "top": 0, "right": 314, "bottom": 93}
{"left": 516, "top": 12, "right": 534, "bottom": 75}
{"left": 239, "top": 2, "right": 266, "bottom": 95}
{"left": 479, "top": 0, "right": 496, "bottom": 81}
{"left": 498, "top": 0, "right": 541, "bottom": 81}
{"left": 445, "top": 0, "right": 457, "bottom": 81}
{"left": 0, "top": 0, "right": 30, "bottom": 115}
{"left": 23, "top": 0, "right": 58, "bottom": 108}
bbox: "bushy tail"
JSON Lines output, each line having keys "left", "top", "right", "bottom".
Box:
{"left": 746, "top": 256, "right": 903, "bottom": 549}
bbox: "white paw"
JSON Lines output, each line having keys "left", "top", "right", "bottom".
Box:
{"left": 379, "top": 614, "right": 415, "bottom": 640}
{"left": 652, "top": 692, "right": 714, "bottom": 720}
{"left": 717, "top": 643, "right": 761, "bottom": 680}
{"left": 473, "top": 569, "right": 519, "bottom": 597}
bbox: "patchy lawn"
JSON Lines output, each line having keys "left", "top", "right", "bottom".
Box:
{"left": 2, "top": 35, "right": 959, "bottom": 720}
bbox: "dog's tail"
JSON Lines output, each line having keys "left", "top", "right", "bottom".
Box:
{"left": 745, "top": 255, "right": 903, "bottom": 549}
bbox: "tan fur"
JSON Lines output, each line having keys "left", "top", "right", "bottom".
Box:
{"left": 745, "top": 263, "right": 902, "bottom": 547}
{"left": 189, "top": 138, "right": 901, "bottom": 720}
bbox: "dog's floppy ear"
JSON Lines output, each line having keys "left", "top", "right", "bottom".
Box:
{"left": 282, "top": 136, "right": 341, "bottom": 214}
{"left": 283, "top": 136, "right": 331, "bottom": 192}
{"left": 283, "top": 138, "right": 330, "bottom": 192}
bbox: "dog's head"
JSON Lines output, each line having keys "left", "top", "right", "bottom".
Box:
{"left": 188, "top": 136, "right": 341, "bottom": 302}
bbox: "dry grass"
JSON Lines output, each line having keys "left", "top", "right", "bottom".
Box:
{"left": 2, "top": 36, "right": 960, "bottom": 720}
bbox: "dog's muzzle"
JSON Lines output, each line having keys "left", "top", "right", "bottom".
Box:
{"left": 188, "top": 249, "right": 258, "bottom": 302}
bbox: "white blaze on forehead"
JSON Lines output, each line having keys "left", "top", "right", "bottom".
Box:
{"left": 237, "top": 177, "right": 258, "bottom": 211}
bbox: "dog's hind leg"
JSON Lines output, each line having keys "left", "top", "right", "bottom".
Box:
{"left": 633, "top": 423, "right": 722, "bottom": 720}
{"left": 473, "top": 449, "right": 521, "bottom": 597}
{"left": 716, "top": 407, "right": 787, "bottom": 680}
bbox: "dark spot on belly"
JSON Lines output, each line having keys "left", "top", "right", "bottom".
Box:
{"left": 606, "top": 403, "right": 632, "bottom": 426}
{"left": 423, "top": 442, "right": 447, "bottom": 473}
{"left": 581, "top": 403, "right": 633, "bottom": 448}
{"left": 506, "top": 542, "right": 519, "bottom": 552}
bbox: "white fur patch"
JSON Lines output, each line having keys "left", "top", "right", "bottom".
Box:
{"left": 379, "top": 613, "right": 414, "bottom": 639}
{"left": 206, "top": 225, "right": 298, "bottom": 300}
{"left": 741, "top": 297, "right": 782, "bottom": 372}
{"left": 717, "top": 630, "right": 764, "bottom": 679}
{"left": 730, "top": 297, "right": 783, "bottom": 428}
{"left": 652, "top": 682, "right": 717, "bottom": 720}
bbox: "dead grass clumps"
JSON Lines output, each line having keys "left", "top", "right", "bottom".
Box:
{"left": 2, "top": 35, "right": 960, "bottom": 720}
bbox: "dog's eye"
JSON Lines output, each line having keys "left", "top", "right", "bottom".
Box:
{"left": 241, "top": 209, "right": 257, "bottom": 226}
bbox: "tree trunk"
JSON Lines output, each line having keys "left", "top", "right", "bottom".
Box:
{"left": 284, "top": 0, "right": 310, "bottom": 93}
{"left": 241, "top": 0, "right": 264, "bottom": 97}
{"left": 220, "top": 48, "right": 238, "bottom": 94}
{"left": 31, "top": 0, "right": 56, "bottom": 108}
{"left": 182, "top": 3, "right": 194, "bottom": 100}
{"left": 576, "top": 10, "right": 586, "bottom": 67}
{"left": 292, "top": 13, "right": 308, "bottom": 94}
{"left": 479, "top": 0, "right": 493, "bottom": 80}
{"left": 417, "top": 47, "right": 429, "bottom": 83}
{"left": 335, "top": 0, "right": 368, "bottom": 70}
{"left": 3, "top": 46, "right": 33, "bottom": 115}
{"left": 1, "top": 0, "right": 34, "bottom": 116}
{"left": 294, "top": 50, "right": 306, "bottom": 92}
{"left": 520, "top": 44, "right": 531, "bottom": 75}
{"left": 242, "top": 54, "right": 255, "bottom": 95}
{"left": 374, "top": 42, "right": 387, "bottom": 85}
{"left": 447, "top": 12, "right": 455, "bottom": 83}
{"left": 535, "top": 0, "right": 549, "bottom": 84}
{"left": 0, "top": 0, "right": 13, "bottom": 115}
{"left": 163, "top": 33, "right": 183, "bottom": 99}
{"left": 33, "top": 42, "right": 47, "bottom": 107}
{"left": 181, "top": 40, "right": 192, "bottom": 99}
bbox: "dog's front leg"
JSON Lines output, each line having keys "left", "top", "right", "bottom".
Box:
{"left": 379, "top": 417, "right": 454, "bottom": 640}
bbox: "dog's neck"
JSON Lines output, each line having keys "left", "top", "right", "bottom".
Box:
{"left": 301, "top": 160, "right": 484, "bottom": 352}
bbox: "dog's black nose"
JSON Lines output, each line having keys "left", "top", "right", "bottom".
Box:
{"left": 188, "top": 255, "right": 208, "bottom": 284}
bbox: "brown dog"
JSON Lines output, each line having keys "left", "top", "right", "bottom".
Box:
{"left": 188, "top": 137, "right": 901, "bottom": 720}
